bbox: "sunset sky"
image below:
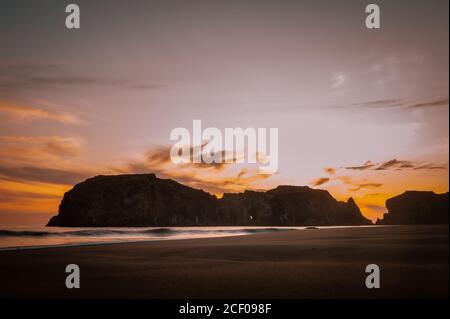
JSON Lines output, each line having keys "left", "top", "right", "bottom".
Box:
{"left": 0, "top": 0, "right": 448, "bottom": 224}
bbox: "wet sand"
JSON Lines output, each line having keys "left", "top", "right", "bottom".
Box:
{"left": 0, "top": 225, "right": 448, "bottom": 298}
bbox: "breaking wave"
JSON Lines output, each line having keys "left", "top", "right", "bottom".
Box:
{"left": 0, "top": 227, "right": 295, "bottom": 238}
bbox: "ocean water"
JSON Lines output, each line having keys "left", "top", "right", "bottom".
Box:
{"left": 0, "top": 225, "right": 376, "bottom": 250}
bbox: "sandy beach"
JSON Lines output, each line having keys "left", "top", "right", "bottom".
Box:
{"left": 0, "top": 225, "right": 448, "bottom": 299}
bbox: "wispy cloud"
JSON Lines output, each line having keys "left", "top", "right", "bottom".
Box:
{"left": 310, "top": 177, "right": 330, "bottom": 186}
{"left": 331, "top": 74, "right": 347, "bottom": 89}
{"left": 413, "top": 163, "right": 448, "bottom": 170}
{"left": 0, "top": 63, "right": 93, "bottom": 94}
{"left": 334, "top": 98, "right": 448, "bottom": 110}
{"left": 349, "top": 183, "right": 383, "bottom": 192}
{"left": 337, "top": 175, "right": 353, "bottom": 185}
{"left": 375, "top": 159, "right": 412, "bottom": 171}
{"left": 0, "top": 136, "right": 84, "bottom": 158}
{"left": 345, "top": 161, "right": 376, "bottom": 171}
{"left": 409, "top": 98, "right": 449, "bottom": 109}
{"left": 0, "top": 135, "right": 91, "bottom": 185}
{"left": 125, "top": 144, "right": 238, "bottom": 173}
{"left": 345, "top": 159, "right": 447, "bottom": 171}
{"left": 0, "top": 63, "right": 163, "bottom": 96}
{"left": 324, "top": 167, "right": 336, "bottom": 175}
{"left": 0, "top": 101, "right": 81, "bottom": 124}
{"left": 0, "top": 164, "right": 91, "bottom": 185}
{"left": 111, "top": 144, "right": 273, "bottom": 195}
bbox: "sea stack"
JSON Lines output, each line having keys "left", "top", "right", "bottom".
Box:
{"left": 376, "top": 191, "right": 449, "bottom": 225}
{"left": 47, "top": 173, "right": 372, "bottom": 227}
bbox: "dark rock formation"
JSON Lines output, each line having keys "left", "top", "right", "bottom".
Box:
{"left": 376, "top": 191, "right": 449, "bottom": 225}
{"left": 47, "top": 174, "right": 217, "bottom": 227}
{"left": 217, "top": 186, "right": 370, "bottom": 226}
{"left": 47, "top": 174, "right": 372, "bottom": 227}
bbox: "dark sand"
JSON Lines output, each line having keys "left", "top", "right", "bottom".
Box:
{"left": 0, "top": 225, "right": 448, "bottom": 298}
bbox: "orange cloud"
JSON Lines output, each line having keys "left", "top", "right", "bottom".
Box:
{"left": 111, "top": 145, "right": 274, "bottom": 195}
{"left": 349, "top": 182, "right": 383, "bottom": 192}
{"left": 0, "top": 136, "right": 84, "bottom": 160}
{"left": 0, "top": 134, "right": 92, "bottom": 217}
{"left": 311, "top": 177, "right": 330, "bottom": 186}
{"left": 0, "top": 135, "right": 92, "bottom": 185}
{"left": 0, "top": 101, "right": 81, "bottom": 124}
{"left": 324, "top": 167, "right": 336, "bottom": 175}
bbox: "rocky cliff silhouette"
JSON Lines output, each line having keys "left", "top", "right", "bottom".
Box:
{"left": 376, "top": 191, "right": 449, "bottom": 225}
{"left": 47, "top": 174, "right": 372, "bottom": 227}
